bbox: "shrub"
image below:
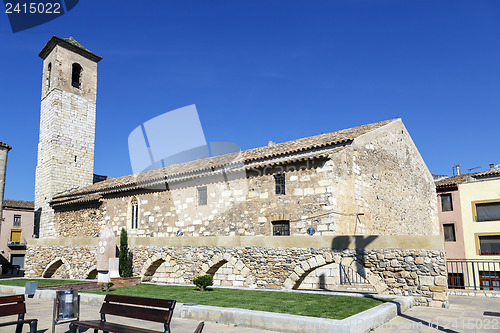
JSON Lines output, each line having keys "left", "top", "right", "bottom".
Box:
{"left": 193, "top": 275, "right": 213, "bottom": 291}
{"left": 119, "top": 228, "right": 131, "bottom": 277}
{"left": 101, "top": 281, "right": 114, "bottom": 292}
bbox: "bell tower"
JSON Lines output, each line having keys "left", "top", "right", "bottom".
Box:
{"left": 35, "top": 36, "right": 102, "bottom": 237}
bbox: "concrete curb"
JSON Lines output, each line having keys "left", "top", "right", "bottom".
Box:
{"left": 0, "top": 285, "right": 412, "bottom": 333}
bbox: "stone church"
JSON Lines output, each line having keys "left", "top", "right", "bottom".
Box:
{"left": 26, "top": 36, "right": 447, "bottom": 306}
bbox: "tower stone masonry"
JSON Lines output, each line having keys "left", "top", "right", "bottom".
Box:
{"left": 0, "top": 142, "right": 12, "bottom": 230}
{"left": 34, "top": 36, "right": 102, "bottom": 237}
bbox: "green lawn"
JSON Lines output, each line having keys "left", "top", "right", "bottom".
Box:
{"left": 0, "top": 278, "right": 84, "bottom": 287}
{"left": 84, "top": 284, "right": 386, "bottom": 320}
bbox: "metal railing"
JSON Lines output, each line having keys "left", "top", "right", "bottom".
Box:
{"left": 7, "top": 239, "right": 27, "bottom": 247}
{"left": 339, "top": 264, "right": 369, "bottom": 285}
{"left": 447, "top": 260, "right": 500, "bottom": 291}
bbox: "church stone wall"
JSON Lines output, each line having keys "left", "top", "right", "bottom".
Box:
{"left": 51, "top": 120, "right": 438, "bottom": 240}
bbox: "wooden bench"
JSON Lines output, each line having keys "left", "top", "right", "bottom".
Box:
{"left": 69, "top": 294, "right": 176, "bottom": 333}
{"left": 0, "top": 294, "right": 38, "bottom": 333}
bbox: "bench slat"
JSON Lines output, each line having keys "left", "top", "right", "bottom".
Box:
{"left": 101, "top": 302, "right": 170, "bottom": 323}
{"left": 104, "top": 294, "right": 175, "bottom": 309}
{"left": 0, "top": 294, "right": 25, "bottom": 305}
{"left": 72, "top": 320, "right": 163, "bottom": 333}
{"left": 0, "top": 318, "right": 37, "bottom": 327}
{"left": 0, "top": 302, "right": 26, "bottom": 317}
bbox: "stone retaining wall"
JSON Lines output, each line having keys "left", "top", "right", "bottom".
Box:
{"left": 25, "top": 241, "right": 447, "bottom": 307}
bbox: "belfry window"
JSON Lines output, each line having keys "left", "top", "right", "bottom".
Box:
{"left": 72, "top": 63, "right": 82, "bottom": 89}
{"left": 131, "top": 197, "right": 139, "bottom": 229}
{"left": 47, "top": 63, "right": 52, "bottom": 89}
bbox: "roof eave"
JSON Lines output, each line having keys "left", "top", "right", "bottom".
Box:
{"left": 39, "top": 36, "right": 102, "bottom": 62}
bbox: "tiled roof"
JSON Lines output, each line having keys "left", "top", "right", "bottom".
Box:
{"left": 0, "top": 142, "right": 11, "bottom": 151}
{"left": 52, "top": 119, "right": 397, "bottom": 203}
{"left": 434, "top": 168, "right": 499, "bottom": 188}
{"left": 435, "top": 174, "right": 469, "bottom": 188}
{"left": 3, "top": 199, "right": 34, "bottom": 210}
{"left": 474, "top": 168, "right": 500, "bottom": 179}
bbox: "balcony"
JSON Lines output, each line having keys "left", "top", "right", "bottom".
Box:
{"left": 7, "top": 239, "right": 27, "bottom": 249}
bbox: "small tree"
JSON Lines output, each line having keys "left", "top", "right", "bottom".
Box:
{"left": 119, "top": 228, "right": 131, "bottom": 277}
{"left": 193, "top": 275, "right": 213, "bottom": 291}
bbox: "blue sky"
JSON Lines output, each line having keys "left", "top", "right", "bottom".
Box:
{"left": 1, "top": 0, "right": 499, "bottom": 201}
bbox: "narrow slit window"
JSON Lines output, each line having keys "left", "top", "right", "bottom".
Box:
{"left": 47, "top": 62, "right": 52, "bottom": 89}
{"left": 131, "top": 197, "right": 139, "bottom": 229}
{"left": 72, "top": 63, "right": 82, "bottom": 89}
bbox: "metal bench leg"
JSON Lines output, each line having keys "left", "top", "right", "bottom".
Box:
{"left": 69, "top": 322, "right": 78, "bottom": 333}
{"left": 29, "top": 320, "right": 37, "bottom": 333}
{"left": 15, "top": 323, "right": 23, "bottom": 333}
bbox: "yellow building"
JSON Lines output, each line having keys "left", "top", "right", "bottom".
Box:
{"left": 460, "top": 177, "right": 500, "bottom": 261}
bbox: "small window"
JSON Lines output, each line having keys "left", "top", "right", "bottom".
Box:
{"left": 441, "top": 193, "right": 453, "bottom": 212}
{"left": 272, "top": 220, "right": 290, "bottom": 236}
{"left": 443, "top": 223, "right": 456, "bottom": 242}
{"left": 198, "top": 186, "right": 207, "bottom": 206}
{"left": 479, "top": 235, "right": 500, "bottom": 255}
{"left": 131, "top": 197, "right": 139, "bottom": 229}
{"left": 72, "top": 63, "right": 82, "bottom": 89}
{"left": 476, "top": 202, "right": 500, "bottom": 222}
{"left": 13, "top": 215, "right": 21, "bottom": 227}
{"left": 10, "top": 230, "right": 21, "bottom": 243}
{"left": 274, "top": 174, "right": 285, "bottom": 195}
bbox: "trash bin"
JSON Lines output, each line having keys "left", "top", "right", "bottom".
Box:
{"left": 25, "top": 281, "right": 38, "bottom": 296}
{"left": 52, "top": 290, "right": 79, "bottom": 333}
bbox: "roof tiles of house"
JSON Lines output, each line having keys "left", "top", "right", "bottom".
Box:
{"left": 3, "top": 199, "right": 34, "bottom": 210}
{"left": 474, "top": 168, "right": 500, "bottom": 179}
{"left": 0, "top": 142, "right": 12, "bottom": 151}
{"left": 53, "top": 119, "right": 396, "bottom": 201}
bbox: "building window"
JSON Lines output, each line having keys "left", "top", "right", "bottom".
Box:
{"left": 131, "top": 197, "right": 139, "bottom": 229}
{"left": 13, "top": 215, "right": 21, "bottom": 227}
{"left": 479, "top": 271, "right": 500, "bottom": 291}
{"left": 10, "top": 230, "right": 21, "bottom": 244}
{"left": 198, "top": 186, "right": 207, "bottom": 206}
{"left": 447, "top": 273, "right": 464, "bottom": 289}
{"left": 443, "top": 223, "right": 456, "bottom": 242}
{"left": 478, "top": 235, "right": 500, "bottom": 255}
{"left": 272, "top": 220, "right": 290, "bottom": 236}
{"left": 72, "top": 63, "right": 82, "bottom": 89}
{"left": 274, "top": 174, "right": 285, "bottom": 195}
{"left": 475, "top": 201, "right": 500, "bottom": 222}
{"left": 47, "top": 62, "right": 52, "bottom": 89}
{"left": 441, "top": 193, "right": 453, "bottom": 212}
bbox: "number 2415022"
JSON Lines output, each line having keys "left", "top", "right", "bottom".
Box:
{"left": 5, "top": 2, "right": 61, "bottom": 14}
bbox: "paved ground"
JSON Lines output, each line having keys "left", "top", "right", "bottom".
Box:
{"left": 0, "top": 296, "right": 273, "bottom": 333}
{"left": 0, "top": 295, "right": 499, "bottom": 332}
{"left": 373, "top": 296, "right": 500, "bottom": 333}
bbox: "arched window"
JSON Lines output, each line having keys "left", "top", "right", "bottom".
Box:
{"left": 71, "top": 63, "right": 82, "bottom": 89}
{"left": 131, "top": 197, "right": 139, "bottom": 229}
{"left": 47, "top": 63, "right": 52, "bottom": 89}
